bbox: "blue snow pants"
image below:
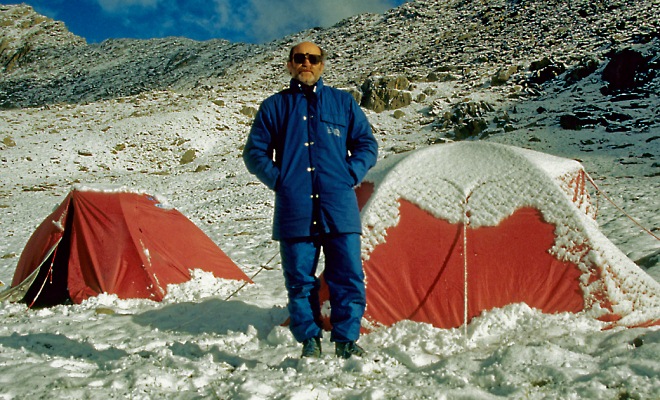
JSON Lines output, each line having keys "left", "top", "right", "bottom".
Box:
{"left": 279, "top": 233, "right": 365, "bottom": 343}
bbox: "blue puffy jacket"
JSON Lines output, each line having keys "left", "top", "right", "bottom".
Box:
{"left": 243, "top": 78, "right": 378, "bottom": 240}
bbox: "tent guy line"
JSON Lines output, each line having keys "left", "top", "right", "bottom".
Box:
{"left": 585, "top": 174, "right": 660, "bottom": 241}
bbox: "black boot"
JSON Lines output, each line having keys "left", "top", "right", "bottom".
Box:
{"left": 301, "top": 337, "right": 322, "bottom": 358}
{"left": 335, "top": 341, "right": 365, "bottom": 359}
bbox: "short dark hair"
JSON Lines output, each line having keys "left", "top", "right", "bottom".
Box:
{"left": 288, "top": 43, "right": 326, "bottom": 62}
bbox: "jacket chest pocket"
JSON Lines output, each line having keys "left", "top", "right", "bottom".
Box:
{"left": 320, "top": 113, "right": 347, "bottom": 142}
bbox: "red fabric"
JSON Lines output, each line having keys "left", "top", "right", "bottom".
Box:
{"left": 355, "top": 182, "right": 374, "bottom": 211}
{"left": 12, "top": 195, "right": 70, "bottom": 287}
{"left": 363, "top": 200, "right": 585, "bottom": 329}
{"left": 13, "top": 190, "right": 251, "bottom": 303}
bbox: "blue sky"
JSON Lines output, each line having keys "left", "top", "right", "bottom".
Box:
{"left": 3, "top": 0, "right": 409, "bottom": 44}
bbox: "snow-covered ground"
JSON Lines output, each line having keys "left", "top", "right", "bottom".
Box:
{"left": 1, "top": 3, "right": 659, "bottom": 400}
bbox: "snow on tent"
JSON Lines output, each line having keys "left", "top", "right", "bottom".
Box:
{"left": 2, "top": 185, "right": 252, "bottom": 306}
{"left": 321, "top": 142, "right": 659, "bottom": 331}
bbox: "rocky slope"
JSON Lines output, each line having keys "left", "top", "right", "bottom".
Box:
{"left": 0, "top": 4, "right": 85, "bottom": 73}
{"left": 1, "top": 1, "right": 658, "bottom": 107}
{"left": 1, "top": 0, "right": 658, "bottom": 149}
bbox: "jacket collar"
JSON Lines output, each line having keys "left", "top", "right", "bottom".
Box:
{"left": 290, "top": 77, "right": 324, "bottom": 95}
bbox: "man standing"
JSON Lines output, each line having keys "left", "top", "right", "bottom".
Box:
{"left": 243, "top": 42, "right": 378, "bottom": 359}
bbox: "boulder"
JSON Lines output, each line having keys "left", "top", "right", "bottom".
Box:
{"left": 360, "top": 75, "right": 413, "bottom": 112}
{"left": 602, "top": 48, "right": 647, "bottom": 91}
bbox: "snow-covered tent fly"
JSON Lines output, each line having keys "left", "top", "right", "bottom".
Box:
{"left": 321, "top": 142, "right": 659, "bottom": 331}
{"left": 4, "top": 186, "right": 252, "bottom": 306}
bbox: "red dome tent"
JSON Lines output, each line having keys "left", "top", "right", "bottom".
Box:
{"left": 321, "top": 142, "right": 659, "bottom": 330}
{"left": 5, "top": 186, "right": 251, "bottom": 306}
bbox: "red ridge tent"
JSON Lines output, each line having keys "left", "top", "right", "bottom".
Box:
{"left": 319, "top": 142, "right": 659, "bottom": 330}
{"left": 6, "top": 186, "right": 251, "bottom": 306}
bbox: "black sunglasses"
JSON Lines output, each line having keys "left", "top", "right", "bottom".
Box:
{"left": 291, "top": 53, "right": 323, "bottom": 65}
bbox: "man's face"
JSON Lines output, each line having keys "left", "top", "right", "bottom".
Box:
{"left": 287, "top": 42, "right": 325, "bottom": 86}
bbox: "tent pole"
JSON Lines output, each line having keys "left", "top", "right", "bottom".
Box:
{"left": 463, "top": 215, "right": 468, "bottom": 339}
